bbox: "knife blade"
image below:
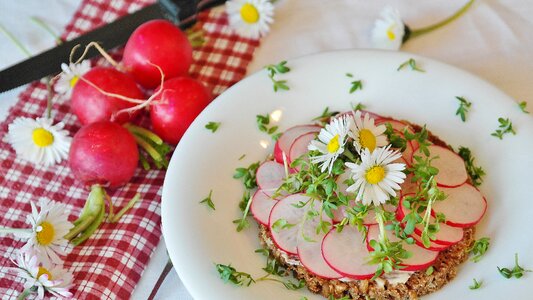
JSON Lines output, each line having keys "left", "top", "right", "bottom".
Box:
{"left": 0, "top": 0, "right": 226, "bottom": 93}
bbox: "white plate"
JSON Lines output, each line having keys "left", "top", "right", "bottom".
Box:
{"left": 162, "top": 50, "right": 533, "bottom": 299}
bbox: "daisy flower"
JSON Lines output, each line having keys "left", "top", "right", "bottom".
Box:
{"left": 371, "top": 6, "right": 405, "bottom": 50}
{"left": 6, "top": 117, "right": 71, "bottom": 166}
{"left": 226, "top": 0, "right": 274, "bottom": 39}
{"left": 54, "top": 60, "right": 90, "bottom": 97}
{"left": 349, "top": 110, "right": 388, "bottom": 154}
{"left": 21, "top": 198, "right": 73, "bottom": 265}
{"left": 345, "top": 145, "right": 406, "bottom": 206}
{"left": 308, "top": 115, "right": 351, "bottom": 174}
{"left": 13, "top": 250, "right": 73, "bottom": 300}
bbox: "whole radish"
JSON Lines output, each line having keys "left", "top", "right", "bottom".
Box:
{"left": 150, "top": 77, "right": 212, "bottom": 145}
{"left": 69, "top": 121, "right": 139, "bottom": 188}
{"left": 122, "top": 19, "right": 193, "bottom": 89}
{"left": 66, "top": 121, "right": 139, "bottom": 245}
{"left": 71, "top": 67, "right": 144, "bottom": 125}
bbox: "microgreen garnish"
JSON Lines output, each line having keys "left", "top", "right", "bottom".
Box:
{"left": 404, "top": 125, "right": 431, "bottom": 156}
{"left": 469, "top": 278, "right": 482, "bottom": 290}
{"left": 518, "top": 101, "right": 529, "bottom": 114}
{"left": 328, "top": 296, "right": 351, "bottom": 300}
{"left": 312, "top": 107, "right": 338, "bottom": 124}
{"left": 256, "top": 113, "right": 281, "bottom": 140}
{"left": 457, "top": 146, "right": 485, "bottom": 187}
{"left": 352, "top": 102, "right": 366, "bottom": 111}
{"left": 346, "top": 73, "right": 363, "bottom": 93}
{"left": 455, "top": 96, "right": 472, "bottom": 122}
{"left": 215, "top": 263, "right": 255, "bottom": 286}
{"left": 491, "top": 117, "right": 516, "bottom": 139}
{"left": 199, "top": 190, "right": 215, "bottom": 210}
{"left": 497, "top": 253, "right": 531, "bottom": 279}
{"left": 233, "top": 161, "right": 260, "bottom": 190}
{"left": 384, "top": 123, "right": 407, "bottom": 151}
{"left": 205, "top": 121, "right": 221, "bottom": 132}
{"left": 397, "top": 58, "right": 425, "bottom": 72}
{"left": 265, "top": 60, "right": 290, "bottom": 92}
{"left": 469, "top": 237, "right": 490, "bottom": 263}
{"left": 233, "top": 191, "right": 252, "bottom": 232}
{"left": 425, "top": 266, "right": 434, "bottom": 275}
{"left": 271, "top": 218, "right": 296, "bottom": 232}
{"left": 238, "top": 154, "right": 246, "bottom": 160}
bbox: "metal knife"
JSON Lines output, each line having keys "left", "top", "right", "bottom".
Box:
{"left": 0, "top": 0, "right": 226, "bottom": 93}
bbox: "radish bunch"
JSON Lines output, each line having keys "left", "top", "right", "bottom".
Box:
{"left": 63, "top": 20, "right": 213, "bottom": 244}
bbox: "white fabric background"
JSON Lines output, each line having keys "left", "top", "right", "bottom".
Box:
{"left": 1, "top": 0, "right": 532, "bottom": 299}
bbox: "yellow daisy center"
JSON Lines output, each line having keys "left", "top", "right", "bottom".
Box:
{"left": 36, "top": 221, "right": 55, "bottom": 246}
{"left": 387, "top": 26, "right": 396, "bottom": 40}
{"left": 240, "top": 3, "right": 260, "bottom": 24}
{"left": 37, "top": 266, "right": 53, "bottom": 280}
{"left": 359, "top": 129, "right": 377, "bottom": 152}
{"left": 32, "top": 128, "right": 54, "bottom": 147}
{"left": 69, "top": 75, "right": 79, "bottom": 87}
{"left": 327, "top": 134, "right": 340, "bottom": 153}
{"left": 366, "top": 166, "right": 386, "bottom": 184}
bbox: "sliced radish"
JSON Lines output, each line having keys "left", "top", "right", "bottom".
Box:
{"left": 412, "top": 145, "right": 468, "bottom": 188}
{"left": 274, "top": 125, "right": 321, "bottom": 163}
{"left": 337, "top": 110, "right": 385, "bottom": 122}
{"left": 297, "top": 201, "right": 341, "bottom": 279}
{"left": 288, "top": 132, "right": 317, "bottom": 167}
{"left": 409, "top": 232, "right": 449, "bottom": 251}
{"left": 250, "top": 190, "right": 279, "bottom": 226}
{"left": 268, "top": 194, "right": 309, "bottom": 255}
{"left": 396, "top": 196, "right": 463, "bottom": 246}
{"left": 402, "top": 140, "right": 414, "bottom": 166}
{"left": 321, "top": 226, "right": 377, "bottom": 279}
{"left": 433, "top": 183, "right": 487, "bottom": 228}
{"left": 400, "top": 174, "right": 418, "bottom": 198}
{"left": 366, "top": 225, "right": 439, "bottom": 271}
{"left": 256, "top": 161, "right": 286, "bottom": 198}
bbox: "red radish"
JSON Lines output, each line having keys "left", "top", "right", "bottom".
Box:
{"left": 376, "top": 119, "right": 413, "bottom": 134}
{"left": 123, "top": 19, "right": 193, "bottom": 89}
{"left": 268, "top": 194, "right": 310, "bottom": 255}
{"left": 412, "top": 145, "right": 468, "bottom": 188}
{"left": 256, "top": 161, "right": 286, "bottom": 198}
{"left": 69, "top": 121, "right": 139, "bottom": 188}
{"left": 432, "top": 183, "right": 487, "bottom": 228}
{"left": 402, "top": 140, "right": 414, "bottom": 166}
{"left": 250, "top": 189, "right": 278, "bottom": 226}
{"left": 332, "top": 198, "right": 394, "bottom": 225}
{"left": 396, "top": 196, "right": 463, "bottom": 246}
{"left": 150, "top": 77, "right": 212, "bottom": 145}
{"left": 71, "top": 67, "right": 144, "bottom": 125}
{"left": 366, "top": 224, "right": 438, "bottom": 271}
{"left": 321, "top": 226, "right": 377, "bottom": 279}
{"left": 274, "top": 125, "right": 321, "bottom": 163}
{"left": 338, "top": 110, "right": 385, "bottom": 122}
{"left": 296, "top": 200, "right": 341, "bottom": 279}
{"left": 399, "top": 174, "right": 418, "bottom": 198}
{"left": 288, "top": 132, "right": 316, "bottom": 167}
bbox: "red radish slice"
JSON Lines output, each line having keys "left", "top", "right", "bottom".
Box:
{"left": 376, "top": 119, "right": 414, "bottom": 134}
{"left": 322, "top": 226, "right": 377, "bottom": 279}
{"left": 296, "top": 201, "right": 341, "bottom": 279}
{"left": 338, "top": 110, "right": 385, "bottom": 123}
{"left": 366, "top": 225, "right": 439, "bottom": 271}
{"left": 256, "top": 161, "right": 286, "bottom": 198}
{"left": 250, "top": 190, "right": 279, "bottom": 226}
{"left": 409, "top": 232, "right": 449, "bottom": 251}
{"left": 274, "top": 125, "right": 321, "bottom": 163}
{"left": 433, "top": 183, "right": 487, "bottom": 228}
{"left": 402, "top": 141, "right": 414, "bottom": 166}
{"left": 268, "top": 194, "right": 310, "bottom": 255}
{"left": 400, "top": 174, "right": 418, "bottom": 198}
{"left": 412, "top": 145, "right": 468, "bottom": 188}
{"left": 288, "top": 132, "right": 317, "bottom": 166}
{"left": 396, "top": 196, "right": 463, "bottom": 246}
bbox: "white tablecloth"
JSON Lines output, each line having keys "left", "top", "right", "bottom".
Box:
{"left": 1, "top": 1, "right": 532, "bottom": 299}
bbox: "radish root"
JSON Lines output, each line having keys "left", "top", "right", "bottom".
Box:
{"left": 70, "top": 41, "right": 120, "bottom": 69}
{"left": 77, "top": 76, "right": 146, "bottom": 104}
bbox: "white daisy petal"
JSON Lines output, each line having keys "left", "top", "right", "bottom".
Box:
{"left": 226, "top": 0, "right": 274, "bottom": 39}
{"left": 54, "top": 60, "right": 91, "bottom": 97}
{"left": 371, "top": 6, "right": 405, "bottom": 50}
{"left": 6, "top": 117, "right": 72, "bottom": 166}
{"left": 349, "top": 111, "right": 389, "bottom": 154}
{"left": 308, "top": 116, "right": 350, "bottom": 175}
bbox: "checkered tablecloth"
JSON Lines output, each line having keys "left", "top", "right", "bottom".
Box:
{"left": 0, "top": 0, "right": 259, "bottom": 298}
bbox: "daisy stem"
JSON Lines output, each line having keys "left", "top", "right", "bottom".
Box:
{"left": 0, "top": 227, "right": 31, "bottom": 236}
{"left": 342, "top": 148, "right": 357, "bottom": 163}
{"left": 0, "top": 23, "right": 32, "bottom": 57}
{"left": 29, "top": 16, "right": 62, "bottom": 45}
{"left": 16, "top": 288, "right": 32, "bottom": 300}
{"left": 45, "top": 77, "right": 53, "bottom": 119}
{"left": 375, "top": 206, "right": 388, "bottom": 243}
{"left": 409, "top": 0, "right": 475, "bottom": 40}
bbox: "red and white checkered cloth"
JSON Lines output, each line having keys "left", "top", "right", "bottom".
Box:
{"left": 0, "top": 0, "right": 259, "bottom": 298}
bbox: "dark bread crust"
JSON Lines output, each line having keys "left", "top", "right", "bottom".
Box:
{"left": 257, "top": 120, "right": 479, "bottom": 299}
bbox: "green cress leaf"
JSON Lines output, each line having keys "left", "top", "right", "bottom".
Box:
{"left": 312, "top": 106, "right": 339, "bottom": 123}
{"left": 397, "top": 58, "right": 425, "bottom": 72}
{"left": 469, "top": 237, "right": 490, "bottom": 263}
{"left": 491, "top": 117, "right": 516, "bottom": 139}
{"left": 265, "top": 60, "right": 291, "bottom": 92}
{"left": 469, "top": 278, "right": 482, "bottom": 290}
{"left": 199, "top": 190, "right": 215, "bottom": 210}
{"left": 328, "top": 296, "right": 351, "bottom": 300}
{"left": 425, "top": 266, "right": 434, "bottom": 275}
{"left": 271, "top": 218, "right": 296, "bottom": 233}
{"left": 352, "top": 102, "right": 366, "bottom": 111}
{"left": 455, "top": 96, "right": 472, "bottom": 122}
{"left": 215, "top": 263, "right": 255, "bottom": 286}
{"left": 205, "top": 121, "right": 221, "bottom": 132}
{"left": 346, "top": 73, "right": 363, "bottom": 94}
{"left": 254, "top": 248, "right": 270, "bottom": 256}
{"left": 233, "top": 161, "right": 260, "bottom": 190}
{"left": 458, "top": 146, "right": 485, "bottom": 187}
{"left": 256, "top": 113, "right": 281, "bottom": 140}
{"left": 282, "top": 279, "right": 305, "bottom": 290}
{"left": 238, "top": 154, "right": 246, "bottom": 160}
{"left": 518, "top": 101, "right": 529, "bottom": 114}
{"left": 497, "top": 253, "right": 532, "bottom": 279}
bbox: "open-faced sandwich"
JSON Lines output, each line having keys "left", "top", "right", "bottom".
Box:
{"left": 250, "top": 110, "right": 487, "bottom": 299}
